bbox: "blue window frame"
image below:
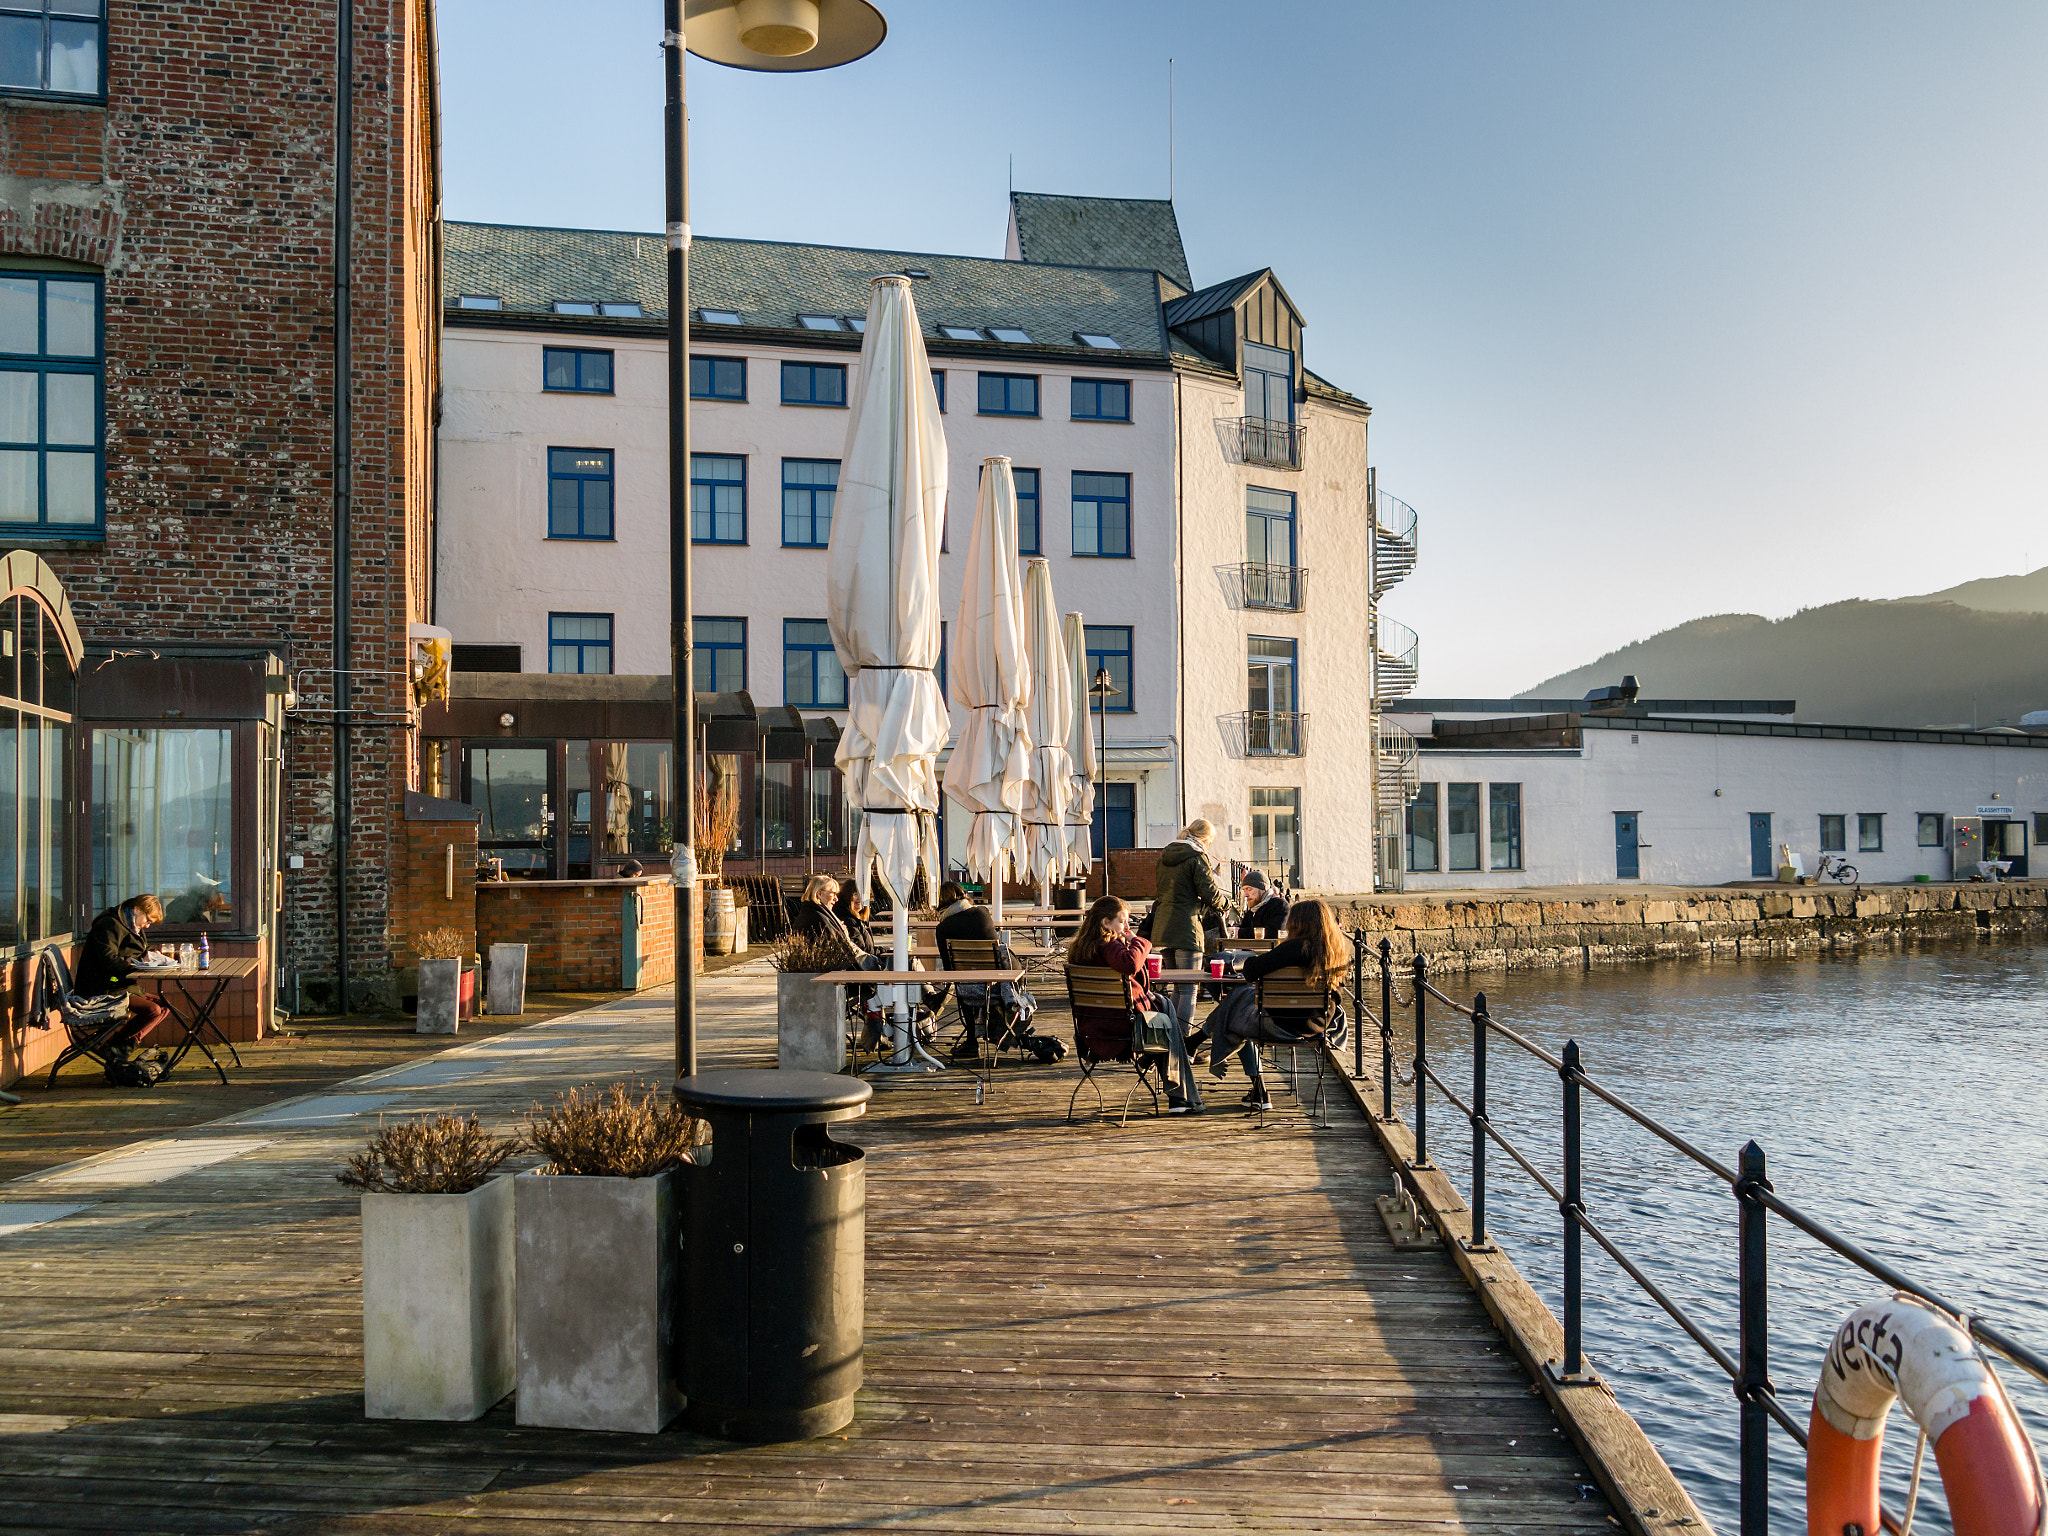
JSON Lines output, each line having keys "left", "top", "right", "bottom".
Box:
{"left": 1014, "top": 467, "right": 1040, "bottom": 555}
{"left": 1091, "top": 782, "right": 1136, "bottom": 857}
{"left": 1070, "top": 377, "right": 1130, "bottom": 421}
{"left": 547, "top": 448, "right": 613, "bottom": 539}
{"left": 1083, "top": 625, "right": 1133, "bottom": 712}
{"left": 0, "top": 0, "right": 103, "bottom": 99}
{"left": 1407, "top": 783, "right": 1439, "bottom": 872}
{"left": 937, "top": 621, "right": 948, "bottom": 701}
{"left": 784, "top": 619, "right": 846, "bottom": 707}
{"left": 0, "top": 272, "right": 102, "bottom": 533}
{"left": 542, "top": 347, "right": 613, "bottom": 393}
{"left": 694, "top": 616, "right": 746, "bottom": 694}
{"left": 1245, "top": 486, "right": 1296, "bottom": 567}
{"left": 549, "top": 613, "right": 613, "bottom": 675}
{"left": 782, "top": 458, "right": 839, "bottom": 547}
{"left": 691, "top": 453, "right": 746, "bottom": 544}
{"left": 976, "top": 372, "right": 1038, "bottom": 417}
{"left": 781, "top": 360, "right": 846, "bottom": 407}
{"left": 931, "top": 370, "right": 946, "bottom": 412}
{"left": 1072, "top": 471, "right": 1130, "bottom": 557}
{"left": 690, "top": 354, "right": 746, "bottom": 400}
{"left": 1243, "top": 340, "right": 1295, "bottom": 425}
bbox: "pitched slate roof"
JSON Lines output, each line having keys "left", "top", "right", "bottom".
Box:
{"left": 1008, "top": 192, "right": 1193, "bottom": 290}
{"left": 1162, "top": 269, "right": 1268, "bottom": 330}
{"left": 444, "top": 221, "right": 1170, "bottom": 360}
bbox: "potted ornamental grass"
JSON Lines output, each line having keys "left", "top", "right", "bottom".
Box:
{"left": 774, "top": 927, "right": 847, "bottom": 1073}
{"left": 342, "top": 1113, "right": 524, "bottom": 1421}
{"left": 514, "top": 1081, "right": 705, "bottom": 1433}
{"left": 414, "top": 926, "right": 472, "bottom": 1035}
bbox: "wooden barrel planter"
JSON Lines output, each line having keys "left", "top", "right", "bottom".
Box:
{"left": 704, "top": 885, "right": 737, "bottom": 955}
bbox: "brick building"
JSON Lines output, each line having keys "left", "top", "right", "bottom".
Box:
{"left": 0, "top": 0, "right": 441, "bottom": 1080}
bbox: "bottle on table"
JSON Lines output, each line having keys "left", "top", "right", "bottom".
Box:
{"left": 198, "top": 933, "right": 210, "bottom": 971}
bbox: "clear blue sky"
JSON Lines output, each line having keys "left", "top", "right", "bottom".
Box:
{"left": 438, "top": 1, "right": 2048, "bottom": 695}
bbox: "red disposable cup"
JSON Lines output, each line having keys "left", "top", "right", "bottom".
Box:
{"left": 1146, "top": 954, "right": 1162, "bottom": 979}
{"left": 1209, "top": 959, "right": 1225, "bottom": 978}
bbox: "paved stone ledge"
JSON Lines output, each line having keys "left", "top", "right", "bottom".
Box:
{"left": 1322, "top": 882, "right": 2048, "bottom": 974}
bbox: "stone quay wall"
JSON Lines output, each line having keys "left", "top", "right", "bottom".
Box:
{"left": 1328, "top": 884, "right": 2048, "bottom": 976}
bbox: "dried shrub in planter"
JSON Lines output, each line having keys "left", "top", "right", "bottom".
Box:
{"left": 524, "top": 1081, "right": 707, "bottom": 1179}
{"left": 414, "top": 926, "right": 470, "bottom": 961}
{"left": 338, "top": 1113, "right": 524, "bottom": 1194}
{"left": 771, "top": 927, "right": 846, "bottom": 974}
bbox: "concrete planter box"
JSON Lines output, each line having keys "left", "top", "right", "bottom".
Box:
{"left": 416, "top": 957, "right": 466, "bottom": 1035}
{"left": 515, "top": 1170, "right": 680, "bottom": 1433}
{"left": 778, "top": 971, "right": 844, "bottom": 1073}
{"left": 361, "top": 1176, "right": 515, "bottom": 1421}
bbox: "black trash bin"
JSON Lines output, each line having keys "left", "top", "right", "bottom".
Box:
{"left": 1052, "top": 881, "right": 1084, "bottom": 912}
{"left": 673, "top": 1069, "right": 872, "bottom": 1441}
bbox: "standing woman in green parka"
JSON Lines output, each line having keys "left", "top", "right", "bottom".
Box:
{"left": 1150, "top": 819, "right": 1227, "bottom": 1034}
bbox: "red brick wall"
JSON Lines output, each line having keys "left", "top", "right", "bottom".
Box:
{"left": 391, "top": 817, "right": 481, "bottom": 967}
{"left": 476, "top": 878, "right": 686, "bottom": 993}
{"left": 1088, "top": 849, "right": 1164, "bottom": 902}
{"left": 1, "top": 0, "right": 441, "bottom": 1011}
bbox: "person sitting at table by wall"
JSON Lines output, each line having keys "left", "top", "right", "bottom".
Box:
{"left": 832, "top": 879, "right": 876, "bottom": 953}
{"left": 790, "top": 875, "right": 874, "bottom": 972}
{"left": 1206, "top": 899, "right": 1352, "bottom": 1113}
{"left": 76, "top": 893, "right": 175, "bottom": 1049}
{"left": 933, "top": 880, "right": 1042, "bottom": 1060}
{"left": 1236, "top": 870, "right": 1290, "bottom": 939}
{"left": 1069, "top": 895, "right": 1193, "bottom": 1113}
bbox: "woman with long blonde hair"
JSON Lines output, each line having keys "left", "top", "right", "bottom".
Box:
{"left": 1204, "top": 898, "right": 1352, "bottom": 1112}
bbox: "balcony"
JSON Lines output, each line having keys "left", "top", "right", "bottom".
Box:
{"left": 1236, "top": 561, "right": 1309, "bottom": 613}
{"left": 1227, "top": 709, "right": 1310, "bottom": 758}
{"left": 1234, "top": 416, "right": 1304, "bottom": 470}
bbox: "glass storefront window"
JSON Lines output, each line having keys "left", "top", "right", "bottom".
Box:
{"left": 759, "top": 761, "right": 797, "bottom": 854}
{"left": 91, "top": 726, "right": 233, "bottom": 923}
{"left": 601, "top": 742, "right": 673, "bottom": 858}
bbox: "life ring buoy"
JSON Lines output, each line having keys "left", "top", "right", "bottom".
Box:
{"left": 1808, "top": 1297, "right": 2043, "bottom": 1536}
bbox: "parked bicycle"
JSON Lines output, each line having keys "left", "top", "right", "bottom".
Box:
{"left": 1814, "top": 853, "right": 1859, "bottom": 884}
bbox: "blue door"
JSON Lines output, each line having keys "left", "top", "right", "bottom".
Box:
{"left": 1091, "top": 783, "right": 1136, "bottom": 857}
{"left": 1614, "top": 812, "right": 1640, "bottom": 880}
{"left": 1749, "top": 814, "right": 1772, "bottom": 878}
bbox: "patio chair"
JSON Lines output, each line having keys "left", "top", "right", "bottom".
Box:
{"left": 1251, "top": 966, "right": 1342, "bottom": 1128}
{"left": 1062, "top": 965, "right": 1166, "bottom": 1126}
{"left": 938, "top": 935, "right": 1029, "bottom": 1056}
{"left": 35, "top": 946, "right": 138, "bottom": 1087}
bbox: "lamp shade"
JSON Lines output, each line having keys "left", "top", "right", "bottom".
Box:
{"left": 684, "top": 0, "right": 886, "bottom": 71}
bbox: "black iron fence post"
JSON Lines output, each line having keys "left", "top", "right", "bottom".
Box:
{"left": 1737, "top": 1140, "right": 1773, "bottom": 1536}
{"left": 1411, "top": 953, "right": 1429, "bottom": 1166}
{"left": 1351, "top": 929, "right": 1366, "bottom": 1080}
{"left": 1561, "top": 1038, "right": 1584, "bottom": 1378}
{"left": 1378, "top": 939, "right": 1394, "bottom": 1121}
{"left": 1470, "top": 991, "right": 1489, "bottom": 1249}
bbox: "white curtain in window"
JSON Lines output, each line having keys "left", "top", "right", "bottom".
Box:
{"left": 94, "top": 727, "right": 233, "bottom": 921}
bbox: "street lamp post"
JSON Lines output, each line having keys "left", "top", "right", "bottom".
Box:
{"left": 1091, "top": 664, "right": 1119, "bottom": 898}
{"left": 665, "top": 0, "right": 886, "bottom": 1079}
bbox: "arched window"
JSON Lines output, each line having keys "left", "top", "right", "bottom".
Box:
{"left": 0, "top": 579, "right": 78, "bottom": 945}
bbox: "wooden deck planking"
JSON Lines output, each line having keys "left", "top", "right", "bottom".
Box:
{"left": 0, "top": 965, "right": 1619, "bottom": 1534}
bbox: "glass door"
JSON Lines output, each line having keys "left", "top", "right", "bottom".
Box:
{"left": 463, "top": 744, "right": 554, "bottom": 878}
{"left": 1247, "top": 637, "right": 1298, "bottom": 753}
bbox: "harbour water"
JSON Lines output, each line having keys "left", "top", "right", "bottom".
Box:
{"left": 1382, "top": 940, "right": 2048, "bottom": 1534}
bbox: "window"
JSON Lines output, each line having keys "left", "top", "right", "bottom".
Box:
{"left": 1243, "top": 340, "right": 1294, "bottom": 424}
{"left": 1246, "top": 636, "right": 1299, "bottom": 753}
{"left": 1250, "top": 787, "right": 1301, "bottom": 887}
{"left": 457, "top": 294, "right": 501, "bottom": 310}
{"left": 1858, "top": 813, "right": 1884, "bottom": 853}
{"left": 553, "top": 301, "right": 598, "bottom": 316}
{"left": 549, "top": 614, "right": 613, "bottom": 675}
{"left": 936, "top": 621, "right": 948, "bottom": 701}
{"left": 990, "top": 326, "right": 1032, "bottom": 344}
{"left": 784, "top": 619, "right": 845, "bottom": 707}
{"left": 977, "top": 372, "right": 1039, "bottom": 416}
{"left": 1407, "top": 783, "right": 1439, "bottom": 872}
{"left": 1917, "top": 813, "right": 1944, "bottom": 848}
{"left": 2036, "top": 813, "right": 2048, "bottom": 845}
{"left": 699, "top": 309, "right": 742, "bottom": 325}
{"left": 846, "top": 317, "right": 866, "bottom": 333}
{"left": 690, "top": 355, "right": 746, "bottom": 400}
{"left": 941, "top": 325, "right": 984, "bottom": 341}
{"left": 931, "top": 370, "right": 946, "bottom": 412}
{"left": 688, "top": 454, "right": 746, "bottom": 544}
{"left": 1819, "top": 814, "right": 1846, "bottom": 852}
{"left": 797, "top": 315, "right": 844, "bottom": 331}
{"left": 0, "top": 272, "right": 101, "bottom": 532}
{"left": 451, "top": 643, "right": 520, "bottom": 673}
{"left": 693, "top": 617, "right": 746, "bottom": 694}
{"left": 781, "top": 361, "right": 846, "bottom": 407}
{"left": 1071, "top": 378, "right": 1130, "bottom": 422}
{"left": 1014, "top": 467, "right": 1040, "bottom": 554}
{"left": 1447, "top": 783, "right": 1481, "bottom": 871}
{"left": 1072, "top": 471, "right": 1130, "bottom": 557}
{"left": 546, "top": 448, "right": 613, "bottom": 539}
{"left": 1091, "top": 782, "right": 1136, "bottom": 857}
{"left": 782, "top": 458, "right": 839, "bottom": 547}
{"left": 1083, "top": 625, "right": 1132, "bottom": 712}
{"left": 543, "top": 347, "right": 613, "bottom": 393}
{"left": 1076, "top": 332, "right": 1120, "bottom": 350}
{"left": 92, "top": 728, "right": 232, "bottom": 929}
{"left": 1245, "top": 486, "right": 1296, "bottom": 568}
{"left": 0, "top": 594, "right": 73, "bottom": 942}
{"left": 0, "top": 0, "right": 101, "bottom": 97}
{"left": 1489, "top": 783, "right": 1523, "bottom": 871}
{"left": 599, "top": 302, "right": 641, "bottom": 318}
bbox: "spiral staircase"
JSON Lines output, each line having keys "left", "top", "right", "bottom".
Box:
{"left": 1371, "top": 480, "right": 1421, "bottom": 891}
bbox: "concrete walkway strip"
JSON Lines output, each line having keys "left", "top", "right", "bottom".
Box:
{"left": 0, "top": 1204, "right": 92, "bottom": 1237}
{"left": 230, "top": 1094, "right": 401, "bottom": 1128}
{"left": 32, "top": 1137, "right": 273, "bottom": 1187}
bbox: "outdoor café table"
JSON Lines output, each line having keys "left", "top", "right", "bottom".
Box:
{"left": 132, "top": 956, "right": 260, "bottom": 1084}
{"left": 812, "top": 969, "right": 1024, "bottom": 987}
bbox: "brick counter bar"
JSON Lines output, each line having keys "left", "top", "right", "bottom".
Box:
{"left": 475, "top": 877, "right": 697, "bottom": 993}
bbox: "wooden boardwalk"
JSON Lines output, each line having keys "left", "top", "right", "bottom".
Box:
{"left": 0, "top": 965, "right": 1617, "bottom": 1534}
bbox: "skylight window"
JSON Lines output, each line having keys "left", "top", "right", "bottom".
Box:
{"left": 553, "top": 300, "right": 598, "bottom": 316}
{"left": 845, "top": 317, "right": 866, "bottom": 332}
{"left": 1077, "top": 332, "right": 1121, "bottom": 349}
{"left": 989, "top": 327, "right": 1032, "bottom": 344}
{"left": 599, "top": 302, "right": 642, "bottom": 317}
{"left": 940, "top": 325, "right": 984, "bottom": 341}
{"left": 904, "top": 269, "right": 931, "bottom": 279}
{"left": 457, "top": 295, "right": 502, "bottom": 310}
{"left": 798, "top": 315, "right": 844, "bottom": 331}
{"left": 699, "top": 309, "right": 742, "bottom": 325}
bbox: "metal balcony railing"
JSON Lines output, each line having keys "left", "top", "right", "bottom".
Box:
{"left": 1234, "top": 416, "right": 1304, "bottom": 470}
{"left": 1237, "top": 562, "right": 1309, "bottom": 612}
{"left": 1372, "top": 486, "right": 1419, "bottom": 599}
{"left": 1373, "top": 614, "right": 1419, "bottom": 705}
{"left": 1232, "top": 709, "right": 1309, "bottom": 757}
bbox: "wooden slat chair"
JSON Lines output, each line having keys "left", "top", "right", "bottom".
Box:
{"left": 36, "top": 947, "right": 139, "bottom": 1087}
{"left": 1251, "top": 966, "right": 1341, "bottom": 1127}
{"left": 937, "top": 935, "right": 1019, "bottom": 1062}
{"left": 1062, "top": 965, "right": 1165, "bottom": 1126}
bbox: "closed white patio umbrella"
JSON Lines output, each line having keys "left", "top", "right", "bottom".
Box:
{"left": 1062, "top": 610, "right": 1097, "bottom": 880}
{"left": 1021, "top": 559, "right": 1072, "bottom": 904}
{"left": 941, "top": 456, "right": 1032, "bottom": 916}
{"left": 828, "top": 274, "right": 948, "bottom": 1069}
